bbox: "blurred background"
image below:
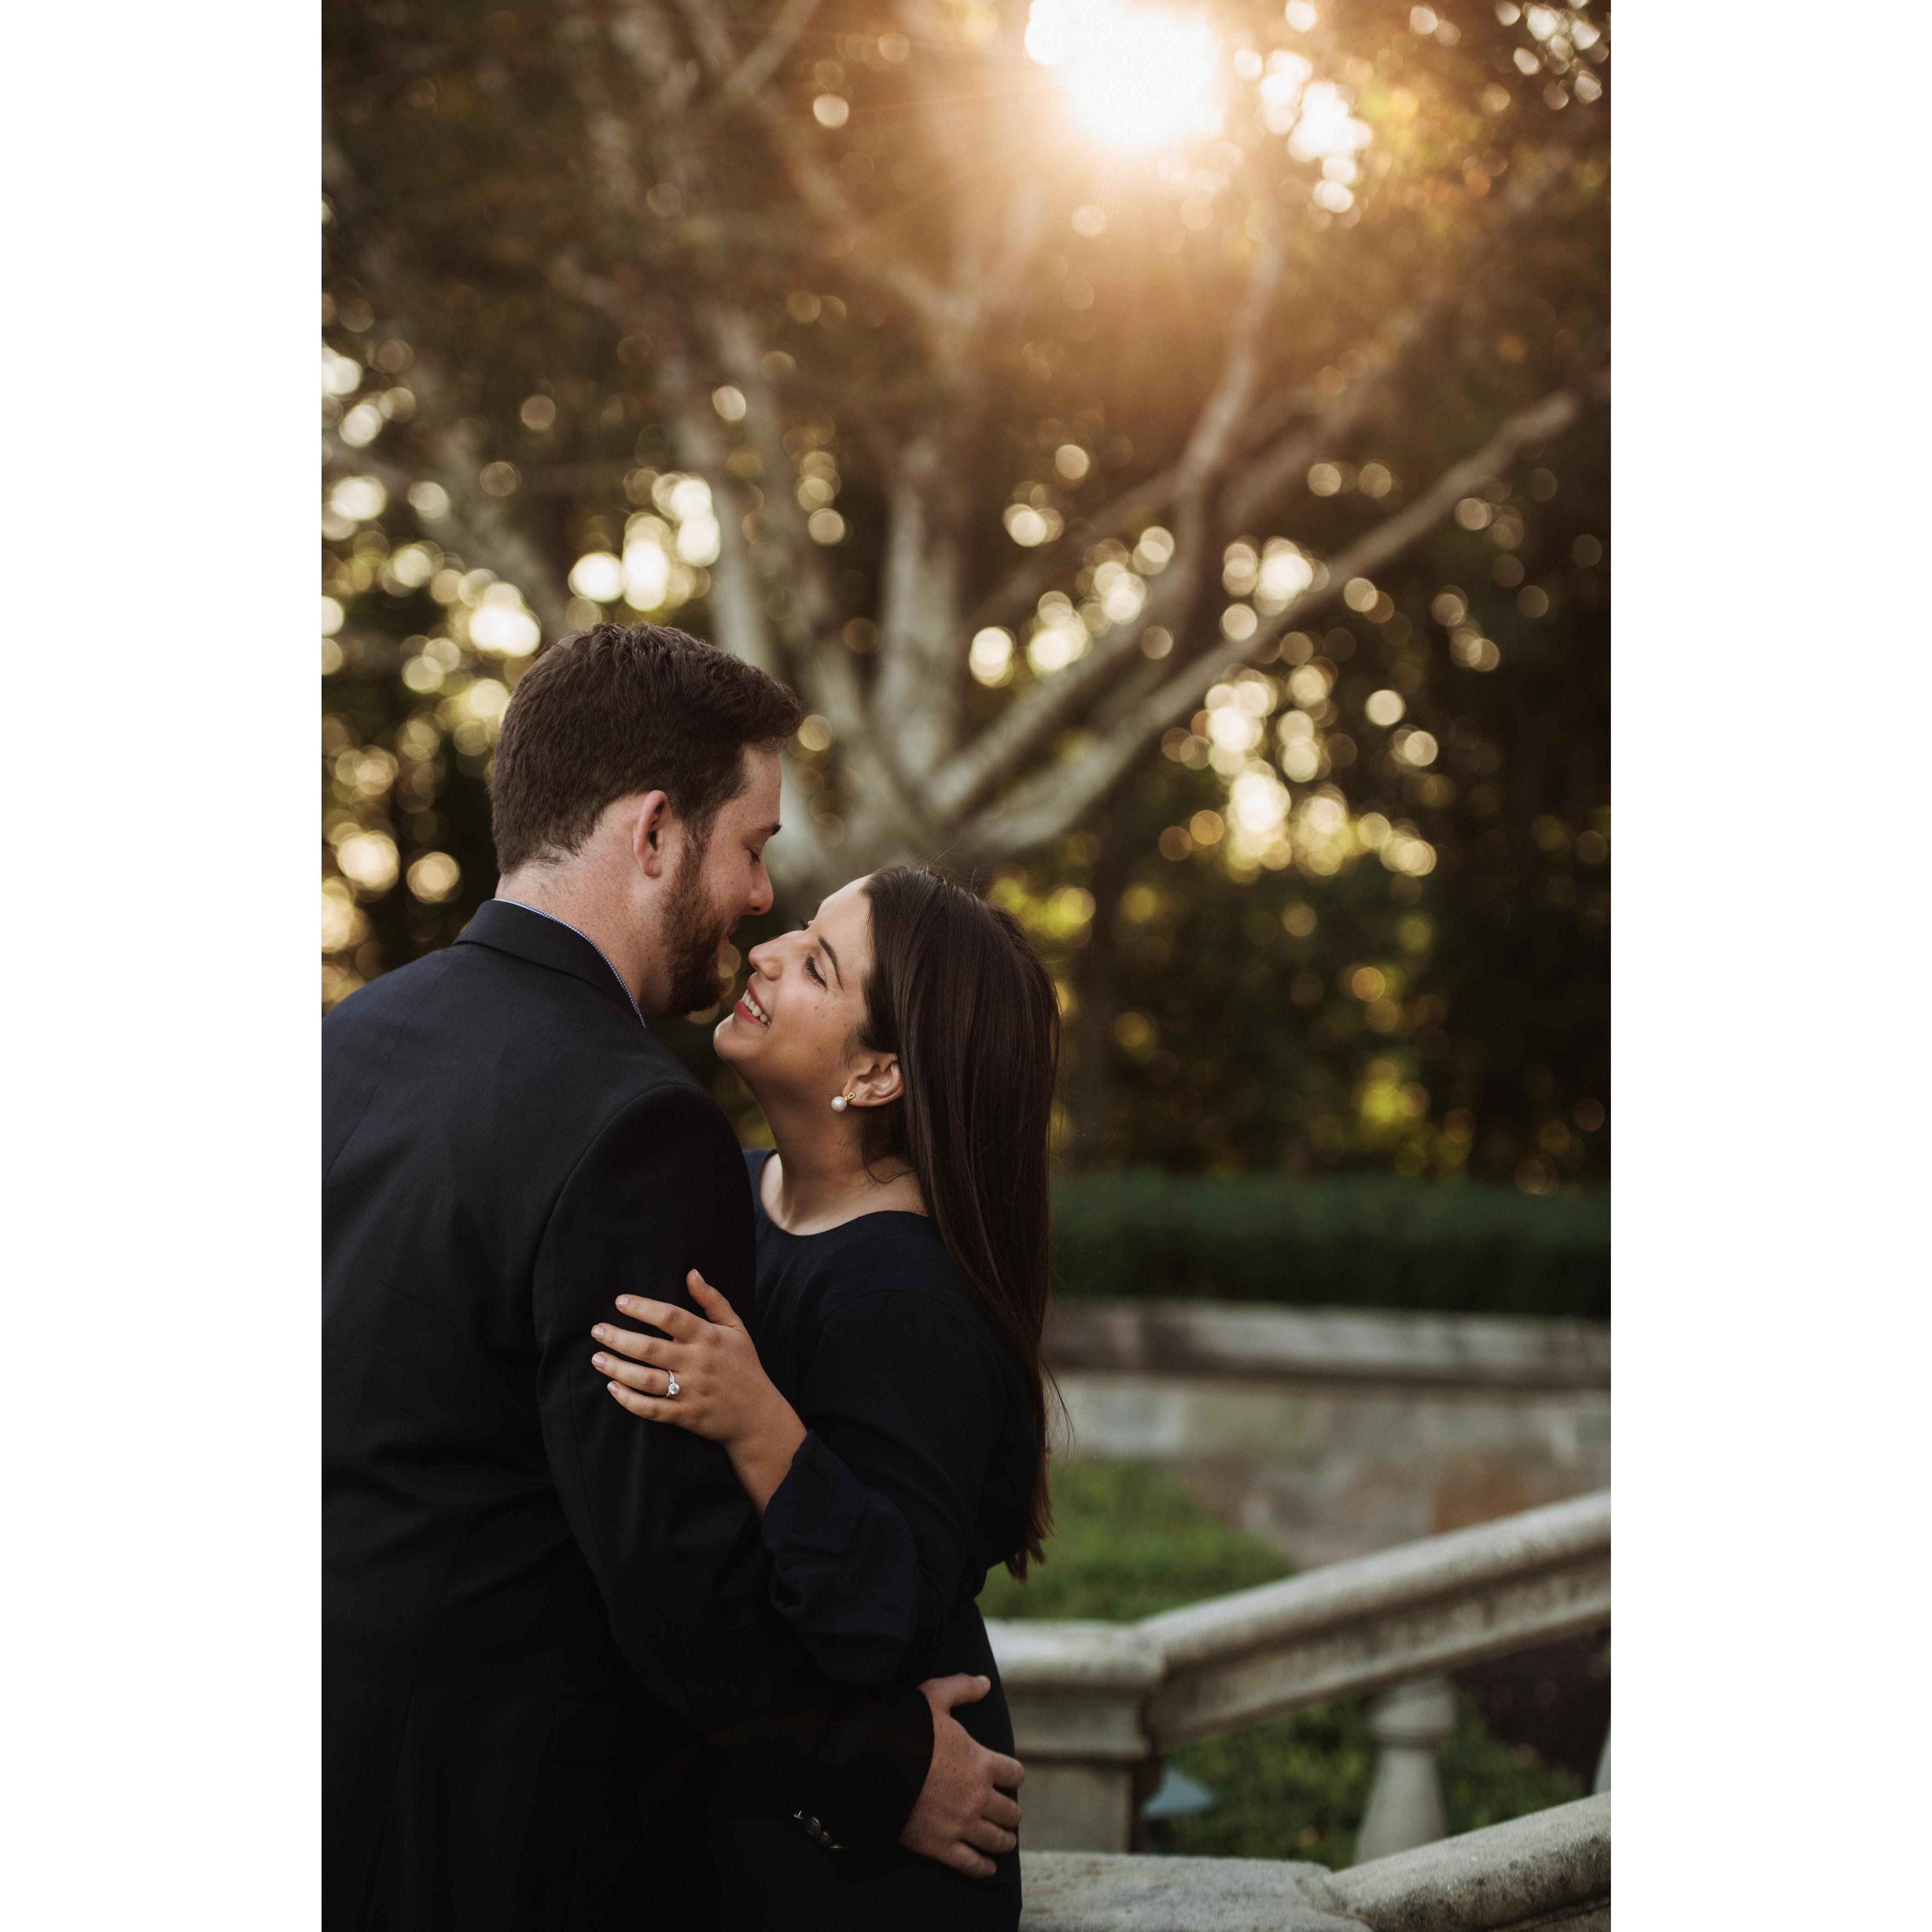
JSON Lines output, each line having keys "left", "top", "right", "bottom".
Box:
{"left": 322, "top": 0, "right": 1608, "bottom": 1863}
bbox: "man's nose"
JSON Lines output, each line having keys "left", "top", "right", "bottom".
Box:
{"left": 746, "top": 865, "right": 773, "bottom": 917}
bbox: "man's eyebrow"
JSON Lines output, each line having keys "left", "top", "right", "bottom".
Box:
{"left": 752, "top": 821, "right": 782, "bottom": 843}
{"left": 818, "top": 935, "right": 843, "bottom": 987}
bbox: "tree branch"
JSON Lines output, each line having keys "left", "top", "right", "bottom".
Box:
{"left": 556, "top": 0, "right": 656, "bottom": 209}
{"left": 701, "top": 308, "right": 940, "bottom": 853}
{"left": 1224, "top": 145, "right": 1576, "bottom": 534}
{"left": 961, "top": 459, "right": 1183, "bottom": 637}
{"left": 1244, "top": 378, "right": 1598, "bottom": 661}
{"left": 1173, "top": 231, "right": 1288, "bottom": 489}
{"left": 720, "top": 0, "right": 825, "bottom": 105}
{"left": 928, "top": 236, "right": 1284, "bottom": 816}
{"left": 925, "top": 567, "right": 1194, "bottom": 823}
{"left": 871, "top": 434, "right": 971, "bottom": 784}
{"left": 958, "top": 378, "right": 1604, "bottom": 859}
{"left": 669, "top": 0, "right": 738, "bottom": 79}
{"left": 604, "top": 0, "right": 704, "bottom": 113}
{"left": 744, "top": 94, "right": 961, "bottom": 334}
{"left": 1220, "top": 300, "right": 1439, "bottom": 535}
{"left": 660, "top": 346, "right": 786, "bottom": 681}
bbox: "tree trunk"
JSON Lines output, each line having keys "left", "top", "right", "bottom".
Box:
{"left": 1064, "top": 825, "right": 1139, "bottom": 1170}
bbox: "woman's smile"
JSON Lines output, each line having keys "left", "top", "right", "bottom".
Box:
{"left": 734, "top": 980, "right": 773, "bottom": 1028}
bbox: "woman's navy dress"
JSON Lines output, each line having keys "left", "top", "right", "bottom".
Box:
{"left": 688, "top": 1150, "right": 1035, "bottom": 1931}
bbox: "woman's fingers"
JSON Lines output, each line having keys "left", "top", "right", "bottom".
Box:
{"left": 604, "top": 1381, "right": 684, "bottom": 1423}
{"left": 592, "top": 1352, "right": 673, "bottom": 1396}
{"left": 613, "top": 1295, "right": 700, "bottom": 1338}
{"left": 686, "top": 1271, "right": 747, "bottom": 1334}
{"left": 588, "top": 1323, "right": 672, "bottom": 1365}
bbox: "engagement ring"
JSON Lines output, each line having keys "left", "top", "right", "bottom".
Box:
{"left": 666, "top": 1371, "right": 680, "bottom": 1398}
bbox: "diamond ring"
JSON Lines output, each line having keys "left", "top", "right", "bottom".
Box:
{"left": 665, "top": 1371, "right": 680, "bottom": 1398}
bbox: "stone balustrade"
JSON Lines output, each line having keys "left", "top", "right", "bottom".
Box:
{"left": 1017, "top": 1793, "right": 1612, "bottom": 1931}
{"left": 990, "top": 1490, "right": 1611, "bottom": 1854}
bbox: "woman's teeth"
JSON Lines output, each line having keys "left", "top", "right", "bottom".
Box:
{"left": 741, "top": 985, "right": 772, "bottom": 1027}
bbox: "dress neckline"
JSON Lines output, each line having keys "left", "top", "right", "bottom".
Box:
{"left": 749, "top": 1148, "right": 931, "bottom": 1241}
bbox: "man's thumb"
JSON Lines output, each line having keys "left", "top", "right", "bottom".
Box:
{"left": 921, "top": 1672, "right": 992, "bottom": 1715}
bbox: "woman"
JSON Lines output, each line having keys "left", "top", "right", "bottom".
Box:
{"left": 588, "top": 865, "right": 1058, "bottom": 1931}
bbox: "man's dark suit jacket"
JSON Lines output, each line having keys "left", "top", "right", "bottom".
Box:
{"left": 323, "top": 901, "right": 934, "bottom": 1930}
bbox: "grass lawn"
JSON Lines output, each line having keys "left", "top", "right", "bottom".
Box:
{"left": 982, "top": 1460, "right": 1583, "bottom": 1869}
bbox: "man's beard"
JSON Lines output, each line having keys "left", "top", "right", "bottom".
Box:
{"left": 661, "top": 839, "right": 735, "bottom": 1015}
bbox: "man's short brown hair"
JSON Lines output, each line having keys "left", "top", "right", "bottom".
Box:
{"left": 489, "top": 623, "right": 801, "bottom": 874}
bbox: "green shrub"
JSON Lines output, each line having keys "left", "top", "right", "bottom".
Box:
{"left": 986, "top": 1460, "right": 1582, "bottom": 1865}
{"left": 1164, "top": 1696, "right": 1583, "bottom": 1870}
{"left": 981, "top": 1460, "right": 1290, "bottom": 1623}
{"left": 1051, "top": 1172, "right": 1609, "bottom": 1319}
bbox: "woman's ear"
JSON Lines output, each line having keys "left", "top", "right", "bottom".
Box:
{"left": 848, "top": 1055, "right": 903, "bottom": 1108}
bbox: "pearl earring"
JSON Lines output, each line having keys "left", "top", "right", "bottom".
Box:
{"left": 830, "top": 1090, "right": 851, "bottom": 1112}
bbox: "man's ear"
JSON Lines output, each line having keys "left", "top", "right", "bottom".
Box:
{"left": 629, "top": 791, "right": 674, "bottom": 880}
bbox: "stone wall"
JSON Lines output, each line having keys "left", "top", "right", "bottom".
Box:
{"left": 1046, "top": 1302, "right": 1610, "bottom": 1570}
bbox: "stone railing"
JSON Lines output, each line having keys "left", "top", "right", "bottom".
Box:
{"left": 989, "top": 1489, "right": 1610, "bottom": 1856}
{"left": 1020, "top": 1791, "right": 1611, "bottom": 1931}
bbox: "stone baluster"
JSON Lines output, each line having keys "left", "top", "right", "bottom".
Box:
{"left": 1593, "top": 1639, "right": 1610, "bottom": 1792}
{"left": 1352, "top": 1675, "right": 1458, "bottom": 1864}
{"left": 992, "top": 1621, "right": 1165, "bottom": 1852}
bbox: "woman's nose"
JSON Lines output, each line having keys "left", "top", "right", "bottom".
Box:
{"left": 745, "top": 938, "right": 779, "bottom": 974}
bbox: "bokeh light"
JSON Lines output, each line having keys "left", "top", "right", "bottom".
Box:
{"left": 1026, "top": 0, "right": 1221, "bottom": 148}
{"left": 971, "top": 627, "right": 1018, "bottom": 686}
{"left": 568, "top": 550, "right": 623, "bottom": 603}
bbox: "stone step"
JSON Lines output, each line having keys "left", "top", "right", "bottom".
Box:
{"left": 1019, "top": 1792, "right": 1611, "bottom": 1932}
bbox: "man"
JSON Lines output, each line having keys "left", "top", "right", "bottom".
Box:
{"left": 324, "top": 624, "right": 1021, "bottom": 1929}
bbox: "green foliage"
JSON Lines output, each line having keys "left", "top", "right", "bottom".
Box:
{"left": 984, "top": 1459, "right": 1580, "bottom": 1866}
{"left": 981, "top": 1461, "right": 1291, "bottom": 1623}
{"left": 1034, "top": 720, "right": 1610, "bottom": 1189}
{"left": 1051, "top": 1171, "right": 1609, "bottom": 1317}
{"left": 1165, "top": 1694, "right": 1582, "bottom": 1869}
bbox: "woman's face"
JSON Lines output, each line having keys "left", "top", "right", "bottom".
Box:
{"left": 714, "top": 875, "right": 889, "bottom": 1110}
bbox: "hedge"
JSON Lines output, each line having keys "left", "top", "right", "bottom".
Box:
{"left": 1050, "top": 1172, "right": 1609, "bottom": 1321}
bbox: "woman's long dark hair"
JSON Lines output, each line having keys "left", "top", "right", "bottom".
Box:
{"left": 857, "top": 866, "right": 1060, "bottom": 1579}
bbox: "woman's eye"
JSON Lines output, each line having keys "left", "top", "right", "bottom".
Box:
{"left": 805, "top": 958, "right": 825, "bottom": 987}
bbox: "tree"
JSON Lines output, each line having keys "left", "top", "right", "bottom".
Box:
{"left": 322, "top": 0, "right": 1610, "bottom": 1190}
{"left": 324, "top": 0, "right": 1606, "bottom": 884}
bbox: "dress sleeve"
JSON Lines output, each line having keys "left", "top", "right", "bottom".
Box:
{"left": 531, "top": 1086, "right": 932, "bottom": 1849}
{"left": 759, "top": 1265, "right": 1007, "bottom": 1686}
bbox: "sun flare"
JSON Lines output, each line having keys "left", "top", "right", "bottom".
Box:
{"left": 1026, "top": 0, "right": 1221, "bottom": 148}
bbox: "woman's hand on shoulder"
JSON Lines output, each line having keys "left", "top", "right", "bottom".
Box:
{"left": 592, "top": 1272, "right": 806, "bottom": 1511}
{"left": 592, "top": 1272, "right": 765, "bottom": 1442}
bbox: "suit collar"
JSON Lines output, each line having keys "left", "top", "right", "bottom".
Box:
{"left": 454, "top": 899, "right": 645, "bottom": 1025}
